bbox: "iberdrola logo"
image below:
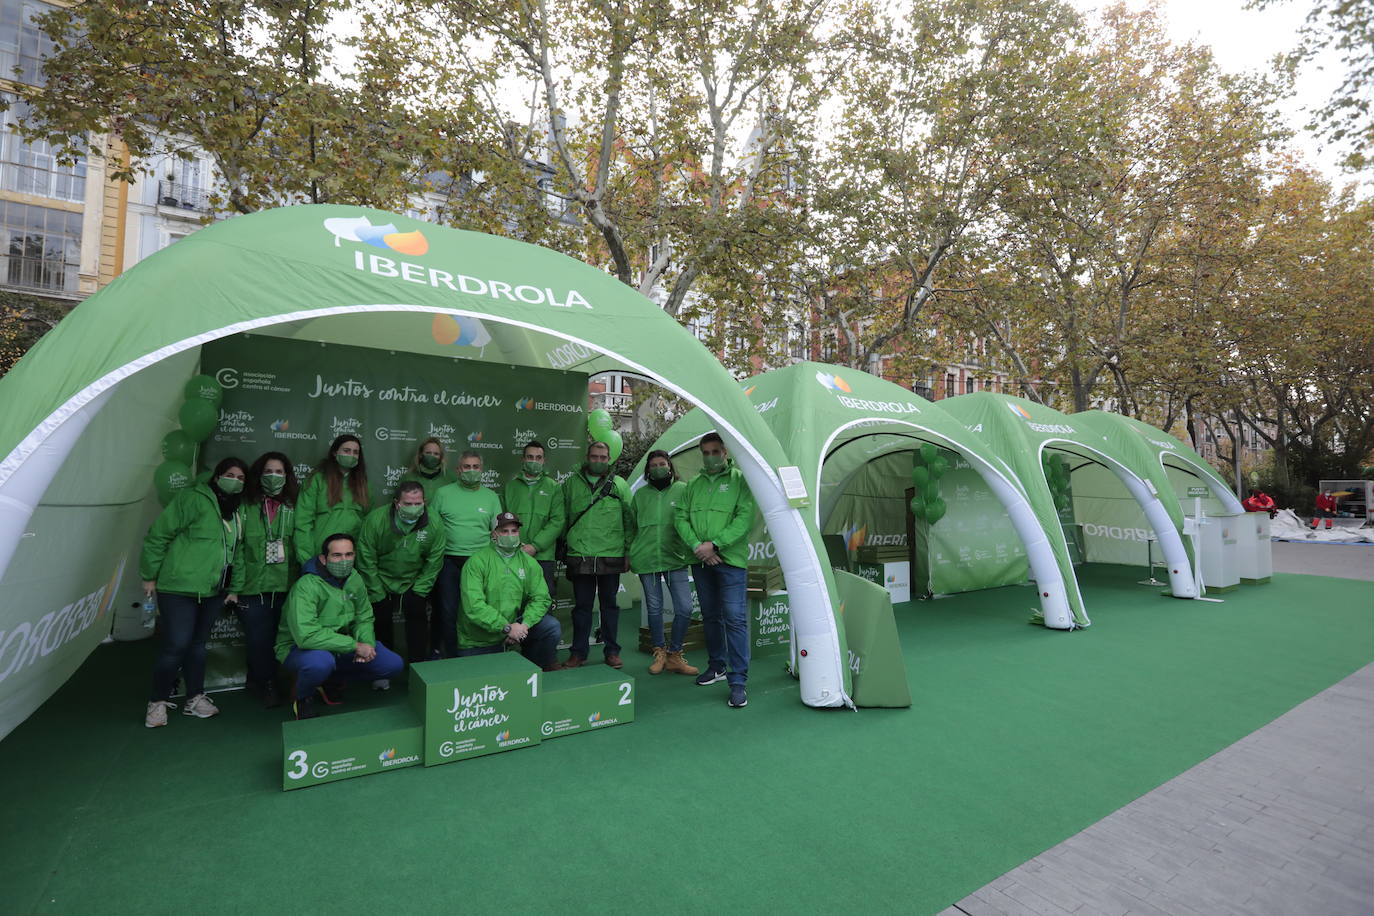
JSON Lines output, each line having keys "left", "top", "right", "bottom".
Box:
{"left": 468, "top": 431, "right": 483, "bottom": 443}
{"left": 271, "top": 419, "right": 289, "bottom": 432}
{"left": 495, "top": 729, "right": 511, "bottom": 742}
{"left": 379, "top": 748, "right": 397, "bottom": 762}
{"left": 843, "top": 523, "right": 867, "bottom": 551}
{"left": 514, "top": 397, "right": 536, "bottom": 411}
{"left": 432, "top": 314, "right": 492, "bottom": 348}
{"left": 815, "top": 371, "right": 852, "bottom": 393}
{"left": 1006, "top": 403, "right": 1033, "bottom": 420}
{"left": 588, "top": 712, "right": 602, "bottom": 723}
{"left": 743, "top": 385, "right": 756, "bottom": 396}
{"left": 324, "top": 216, "right": 429, "bottom": 256}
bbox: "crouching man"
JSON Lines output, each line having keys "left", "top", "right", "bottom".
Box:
{"left": 276, "top": 532, "right": 404, "bottom": 719}
{"left": 458, "top": 512, "right": 563, "bottom": 671}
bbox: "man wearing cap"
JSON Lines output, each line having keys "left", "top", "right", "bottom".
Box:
{"left": 457, "top": 511, "right": 563, "bottom": 671}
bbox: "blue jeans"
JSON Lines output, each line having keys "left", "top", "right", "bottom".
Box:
{"left": 640, "top": 569, "right": 693, "bottom": 652}
{"left": 434, "top": 555, "right": 470, "bottom": 658}
{"left": 569, "top": 573, "right": 620, "bottom": 659}
{"left": 457, "top": 615, "right": 562, "bottom": 670}
{"left": 282, "top": 643, "right": 405, "bottom": 700}
{"left": 149, "top": 591, "right": 221, "bottom": 701}
{"left": 692, "top": 563, "right": 749, "bottom": 686}
{"left": 236, "top": 593, "right": 284, "bottom": 689}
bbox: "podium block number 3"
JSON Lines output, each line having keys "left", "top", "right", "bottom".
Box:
{"left": 287, "top": 750, "right": 308, "bottom": 780}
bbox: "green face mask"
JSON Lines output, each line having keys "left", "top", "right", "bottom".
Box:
{"left": 495, "top": 532, "right": 521, "bottom": 551}
{"left": 260, "top": 473, "right": 285, "bottom": 496}
{"left": 396, "top": 503, "right": 424, "bottom": 524}
{"left": 420, "top": 453, "right": 441, "bottom": 470}
{"left": 587, "top": 460, "right": 609, "bottom": 476}
{"left": 216, "top": 476, "right": 244, "bottom": 495}
{"left": 459, "top": 469, "right": 482, "bottom": 486}
{"left": 522, "top": 459, "right": 544, "bottom": 476}
{"left": 702, "top": 453, "right": 726, "bottom": 472}
{"left": 325, "top": 558, "right": 354, "bottom": 579}
{"left": 336, "top": 453, "right": 358, "bottom": 470}
{"left": 649, "top": 466, "right": 671, "bottom": 481}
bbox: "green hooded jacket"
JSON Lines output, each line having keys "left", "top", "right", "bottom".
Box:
{"left": 294, "top": 470, "right": 368, "bottom": 564}
{"left": 140, "top": 483, "right": 243, "bottom": 598}
{"left": 230, "top": 499, "right": 296, "bottom": 596}
{"left": 355, "top": 504, "right": 445, "bottom": 602}
{"left": 631, "top": 480, "right": 693, "bottom": 574}
{"left": 675, "top": 460, "right": 757, "bottom": 569}
{"left": 562, "top": 468, "right": 634, "bottom": 559}
{"left": 398, "top": 466, "right": 457, "bottom": 504}
{"left": 274, "top": 558, "right": 375, "bottom": 660}
{"left": 502, "top": 472, "right": 566, "bottom": 561}
{"left": 458, "top": 543, "right": 551, "bottom": 648}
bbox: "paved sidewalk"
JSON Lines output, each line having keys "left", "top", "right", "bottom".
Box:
{"left": 1270, "top": 541, "right": 1374, "bottom": 582}
{"left": 939, "top": 559, "right": 1374, "bottom": 916}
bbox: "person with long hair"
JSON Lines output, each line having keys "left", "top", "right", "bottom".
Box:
{"left": 631, "top": 450, "right": 699, "bottom": 676}
{"left": 294, "top": 435, "right": 370, "bottom": 565}
{"left": 140, "top": 456, "right": 247, "bottom": 727}
{"left": 227, "top": 451, "right": 299, "bottom": 708}
{"left": 398, "top": 437, "right": 456, "bottom": 504}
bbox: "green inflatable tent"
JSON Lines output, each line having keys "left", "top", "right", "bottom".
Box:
{"left": 0, "top": 205, "right": 856, "bottom": 739}
{"left": 640, "top": 363, "right": 1088, "bottom": 629}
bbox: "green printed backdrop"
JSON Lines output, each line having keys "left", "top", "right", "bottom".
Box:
{"left": 195, "top": 334, "right": 588, "bottom": 688}
{"left": 914, "top": 453, "right": 1030, "bottom": 597}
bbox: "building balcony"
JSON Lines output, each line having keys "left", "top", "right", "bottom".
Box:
{"left": 591, "top": 390, "right": 634, "bottom": 415}
{"left": 157, "top": 181, "right": 211, "bottom": 213}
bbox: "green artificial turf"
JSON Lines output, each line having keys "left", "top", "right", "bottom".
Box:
{"left": 2, "top": 565, "right": 1372, "bottom": 915}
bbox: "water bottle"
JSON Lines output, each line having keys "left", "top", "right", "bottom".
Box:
{"left": 141, "top": 596, "right": 157, "bottom": 629}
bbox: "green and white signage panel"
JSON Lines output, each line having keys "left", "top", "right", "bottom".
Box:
{"left": 539, "top": 666, "right": 635, "bottom": 739}
{"left": 410, "top": 653, "right": 544, "bottom": 766}
{"left": 281, "top": 705, "right": 424, "bottom": 791}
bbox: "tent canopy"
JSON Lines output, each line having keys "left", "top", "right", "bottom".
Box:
{"left": 0, "top": 205, "right": 855, "bottom": 739}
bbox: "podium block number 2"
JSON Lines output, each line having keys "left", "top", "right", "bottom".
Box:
{"left": 618, "top": 682, "right": 632, "bottom": 706}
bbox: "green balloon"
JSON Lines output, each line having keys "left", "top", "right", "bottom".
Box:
{"left": 1053, "top": 490, "right": 1071, "bottom": 512}
{"left": 929, "top": 455, "right": 950, "bottom": 479}
{"left": 920, "top": 443, "right": 937, "bottom": 466}
{"left": 183, "top": 374, "right": 223, "bottom": 406}
{"left": 153, "top": 461, "right": 193, "bottom": 506}
{"left": 178, "top": 398, "right": 218, "bottom": 441}
{"left": 925, "top": 496, "right": 947, "bottom": 526}
{"left": 160, "top": 429, "right": 195, "bottom": 465}
{"left": 911, "top": 465, "right": 930, "bottom": 488}
{"left": 602, "top": 428, "right": 624, "bottom": 463}
{"left": 910, "top": 497, "right": 927, "bottom": 521}
{"left": 587, "top": 408, "right": 613, "bottom": 435}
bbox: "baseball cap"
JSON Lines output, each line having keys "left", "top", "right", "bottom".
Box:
{"left": 494, "top": 511, "right": 521, "bottom": 528}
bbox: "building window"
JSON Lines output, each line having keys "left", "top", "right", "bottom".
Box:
{"left": 944, "top": 373, "right": 956, "bottom": 398}
{"left": 0, "top": 0, "right": 56, "bottom": 86}
{"left": 0, "top": 199, "right": 80, "bottom": 293}
{"left": 964, "top": 376, "right": 975, "bottom": 394}
{"left": 0, "top": 93, "right": 85, "bottom": 201}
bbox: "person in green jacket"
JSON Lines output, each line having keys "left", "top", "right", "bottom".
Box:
{"left": 429, "top": 450, "right": 502, "bottom": 657}
{"left": 356, "top": 481, "right": 444, "bottom": 668}
{"left": 276, "top": 532, "right": 403, "bottom": 720}
{"left": 631, "top": 450, "right": 699, "bottom": 676}
{"left": 502, "top": 439, "right": 566, "bottom": 596}
{"left": 458, "top": 511, "right": 563, "bottom": 671}
{"left": 397, "top": 436, "right": 456, "bottom": 503}
{"left": 139, "top": 457, "right": 247, "bottom": 728}
{"left": 293, "top": 434, "right": 370, "bottom": 565}
{"left": 562, "top": 440, "right": 634, "bottom": 669}
{"left": 675, "top": 432, "right": 757, "bottom": 708}
{"left": 227, "top": 451, "right": 299, "bottom": 708}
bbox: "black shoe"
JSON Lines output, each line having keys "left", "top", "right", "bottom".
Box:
{"left": 261, "top": 682, "right": 282, "bottom": 709}
{"left": 293, "top": 694, "right": 318, "bottom": 720}
{"left": 727, "top": 684, "right": 748, "bottom": 708}
{"left": 695, "top": 666, "right": 727, "bottom": 687}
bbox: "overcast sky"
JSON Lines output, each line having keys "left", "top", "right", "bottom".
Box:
{"left": 1072, "top": 0, "right": 1351, "bottom": 181}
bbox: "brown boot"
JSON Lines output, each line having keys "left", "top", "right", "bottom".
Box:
{"left": 563, "top": 654, "right": 585, "bottom": 669}
{"left": 648, "top": 646, "right": 667, "bottom": 675}
{"left": 664, "top": 651, "right": 699, "bottom": 676}
{"left": 605, "top": 654, "right": 623, "bottom": 669}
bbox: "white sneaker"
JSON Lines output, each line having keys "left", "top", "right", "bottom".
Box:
{"left": 372, "top": 678, "right": 391, "bottom": 691}
{"left": 182, "top": 693, "right": 219, "bottom": 718}
{"left": 145, "top": 700, "right": 176, "bottom": 728}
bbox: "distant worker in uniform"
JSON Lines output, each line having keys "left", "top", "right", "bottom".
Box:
{"left": 1241, "top": 488, "right": 1277, "bottom": 519}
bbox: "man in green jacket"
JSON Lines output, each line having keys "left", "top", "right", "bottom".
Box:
{"left": 276, "top": 532, "right": 403, "bottom": 719}
{"left": 675, "top": 432, "right": 757, "bottom": 708}
{"left": 502, "top": 439, "right": 566, "bottom": 596}
{"left": 458, "top": 511, "right": 563, "bottom": 671}
{"left": 562, "top": 440, "right": 634, "bottom": 669}
{"left": 356, "top": 481, "right": 445, "bottom": 669}
{"left": 429, "top": 450, "right": 502, "bottom": 657}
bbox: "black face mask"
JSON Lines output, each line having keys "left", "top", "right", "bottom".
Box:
{"left": 650, "top": 475, "right": 672, "bottom": 491}
{"left": 212, "top": 477, "right": 244, "bottom": 518}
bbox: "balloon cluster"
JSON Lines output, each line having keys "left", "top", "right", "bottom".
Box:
{"left": 910, "top": 442, "right": 949, "bottom": 525}
{"left": 1042, "top": 451, "right": 1072, "bottom": 512}
{"left": 153, "top": 374, "right": 223, "bottom": 505}
{"left": 586, "top": 408, "right": 623, "bottom": 462}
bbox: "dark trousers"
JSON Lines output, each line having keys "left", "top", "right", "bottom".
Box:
{"left": 457, "top": 615, "right": 562, "bottom": 670}
{"left": 434, "top": 555, "right": 469, "bottom": 658}
{"left": 236, "top": 593, "right": 284, "bottom": 689}
{"left": 569, "top": 573, "right": 620, "bottom": 659}
{"left": 282, "top": 644, "right": 405, "bottom": 700}
{"left": 149, "top": 591, "right": 221, "bottom": 701}
{"left": 538, "top": 559, "right": 557, "bottom": 597}
{"left": 372, "top": 590, "right": 430, "bottom": 664}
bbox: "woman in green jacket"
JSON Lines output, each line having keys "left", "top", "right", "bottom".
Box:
{"left": 228, "top": 451, "right": 298, "bottom": 708}
{"left": 631, "top": 450, "right": 700, "bottom": 676}
{"left": 397, "top": 437, "right": 457, "bottom": 503}
{"left": 294, "top": 435, "right": 370, "bottom": 565}
{"left": 140, "top": 457, "right": 247, "bottom": 728}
